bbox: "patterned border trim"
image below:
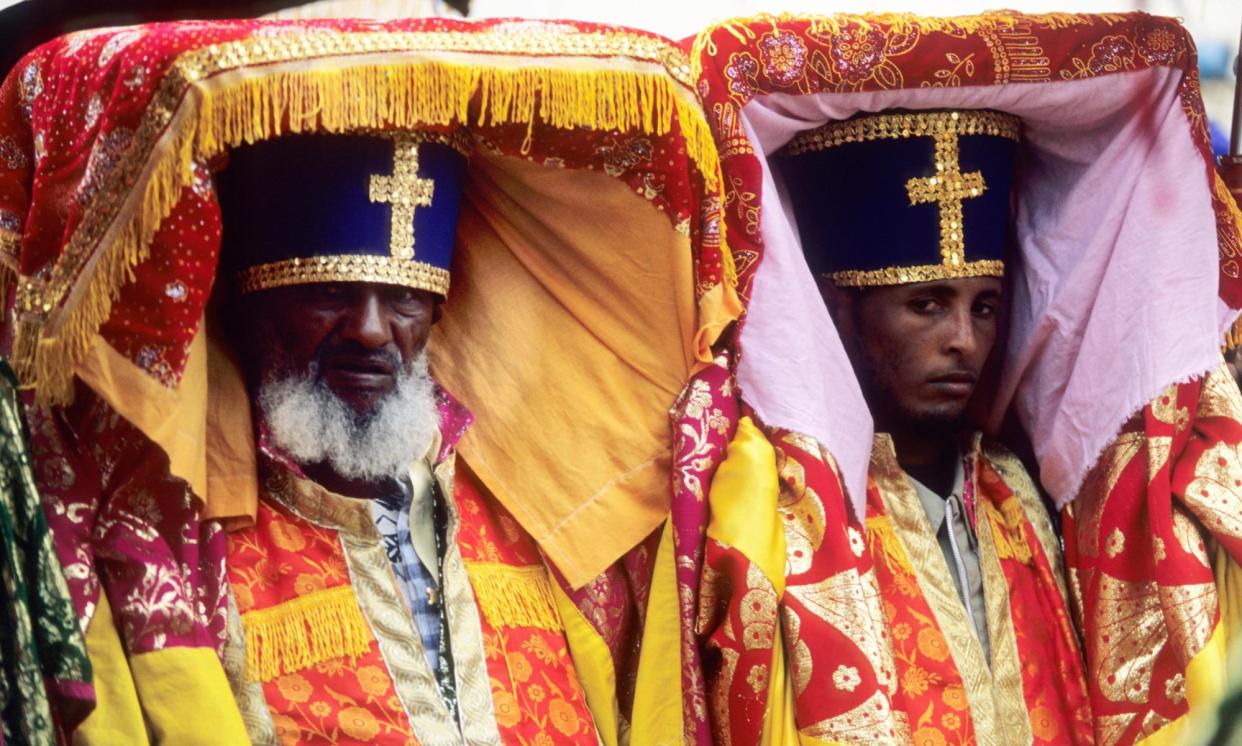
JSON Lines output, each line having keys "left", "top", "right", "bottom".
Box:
{"left": 970, "top": 442, "right": 1035, "bottom": 743}
{"left": 869, "top": 433, "right": 999, "bottom": 742}
{"left": 234, "top": 255, "right": 451, "bottom": 295}
{"left": 783, "top": 109, "right": 1020, "bottom": 155}
{"left": 222, "top": 589, "right": 280, "bottom": 746}
{"left": 828, "top": 259, "right": 1004, "bottom": 287}
{"left": 266, "top": 458, "right": 501, "bottom": 745}
{"left": 433, "top": 456, "right": 503, "bottom": 746}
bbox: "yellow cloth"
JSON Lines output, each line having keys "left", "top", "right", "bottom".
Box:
{"left": 74, "top": 594, "right": 248, "bottom": 745}
{"left": 74, "top": 596, "right": 144, "bottom": 745}
{"left": 433, "top": 153, "right": 735, "bottom": 588}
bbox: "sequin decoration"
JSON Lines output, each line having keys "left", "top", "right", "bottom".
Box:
{"left": 98, "top": 30, "right": 145, "bottom": 68}
{"left": 758, "top": 30, "right": 807, "bottom": 86}
{"left": 0, "top": 137, "right": 28, "bottom": 170}
{"left": 84, "top": 95, "right": 103, "bottom": 130}
{"left": 76, "top": 128, "right": 136, "bottom": 206}
{"left": 19, "top": 61, "right": 42, "bottom": 123}
{"left": 0, "top": 211, "right": 21, "bottom": 233}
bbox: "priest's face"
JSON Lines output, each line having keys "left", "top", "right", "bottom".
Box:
{"left": 829, "top": 276, "right": 1002, "bottom": 436}
{"left": 243, "top": 281, "right": 437, "bottom": 413}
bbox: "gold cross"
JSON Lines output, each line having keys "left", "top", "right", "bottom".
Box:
{"left": 369, "top": 136, "right": 435, "bottom": 260}
{"left": 905, "top": 125, "right": 986, "bottom": 267}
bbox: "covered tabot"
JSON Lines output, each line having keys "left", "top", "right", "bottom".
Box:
{"left": 687, "top": 11, "right": 1242, "bottom": 745}
{"left": 0, "top": 16, "right": 743, "bottom": 741}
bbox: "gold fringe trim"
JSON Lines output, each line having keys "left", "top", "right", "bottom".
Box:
{"left": 241, "top": 585, "right": 374, "bottom": 683}
{"left": 865, "top": 515, "right": 914, "bottom": 573}
{"left": 21, "top": 56, "right": 726, "bottom": 405}
{"left": 465, "top": 561, "right": 562, "bottom": 632}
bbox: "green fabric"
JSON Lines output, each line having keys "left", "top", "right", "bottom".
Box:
{"left": 0, "top": 361, "right": 91, "bottom": 745}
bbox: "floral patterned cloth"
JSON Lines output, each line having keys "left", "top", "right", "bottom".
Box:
{"left": 0, "top": 361, "right": 91, "bottom": 745}
{"left": 698, "top": 422, "right": 1094, "bottom": 744}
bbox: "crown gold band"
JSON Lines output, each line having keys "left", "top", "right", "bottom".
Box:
{"left": 785, "top": 110, "right": 1020, "bottom": 156}
{"left": 235, "top": 254, "right": 450, "bottom": 295}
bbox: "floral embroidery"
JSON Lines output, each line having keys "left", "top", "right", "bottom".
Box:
{"left": 832, "top": 665, "right": 861, "bottom": 692}
{"left": 758, "top": 30, "right": 807, "bottom": 86}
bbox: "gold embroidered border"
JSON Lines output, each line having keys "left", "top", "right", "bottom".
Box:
{"left": 234, "top": 255, "right": 451, "bottom": 295}
{"left": 970, "top": 444, "right": 1034, "bottom": 745}
{"left": 869, "top": 433, "right": 999, "bottom": 743}
{"left": 981, "top": 443, "right": 1069, "bottom": 601}
{"left": 432, "top": 455, "right": 503, "bottom": 746}
{"left": 222, "top": 589, "right": 279, "bottom": 746}
{"left": 828, "top": 259, "right": 1004, "bottom": 287}
{"left": 784, "top": 109, "right": 1020, "bottom": 155}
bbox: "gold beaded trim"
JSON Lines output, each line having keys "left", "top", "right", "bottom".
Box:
{"left": 784, "top": 110, "right": 1020, "bottom": 155}
{"left": 829, "top": 259, "right": 1005, "bottom": 287}
{"left": 235, "top": 255, "right": 450, "bottom": 295}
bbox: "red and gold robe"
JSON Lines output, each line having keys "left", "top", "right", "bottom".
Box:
{"left": 1063, "top": 364, "right": 1242, "bottom": 744}
{"left": 698, "top": 417, "right": 1094, "bottom": 744}
{"left": 224, "top": 406, "right": 599, "bottom": 745}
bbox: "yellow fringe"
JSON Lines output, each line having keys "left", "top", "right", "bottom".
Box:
{"left": 985, "top": 499, "right": 1033, "bottom": 564}
{"left": 240, "top": 585, "right": 373, "bottom": 683}
{"left": 865, "top": 515, "right": 913, "bottom": 574}
{"left": 465, "top": 561, "right": 562, "bottom": 632}
{"left": 22, "top": 58, "right": 726, "bottom": 405}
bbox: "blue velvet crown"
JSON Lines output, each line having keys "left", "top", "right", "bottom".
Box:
{"left": 777, "top": 109, "right": 1019, "bottom": 287}
{"left": 218, "top": 130, "right": 471, "bottom": 297}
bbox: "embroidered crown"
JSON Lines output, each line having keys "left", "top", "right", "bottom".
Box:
{"left": 218, "top": 129, "right": 472, "bottom": 297}
{"left": 777, "top": 109, "right": 1020, "bottom": 287}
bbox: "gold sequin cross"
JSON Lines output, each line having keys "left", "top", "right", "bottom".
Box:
{"left": 369, "top": 136, "right": 435, "bottom": 260}
{"left": 905, "top": 121, "right": 985, "bottom": 268}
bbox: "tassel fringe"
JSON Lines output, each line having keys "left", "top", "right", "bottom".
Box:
{"left": 241, "top": 585, "right": 374, "bottom": 683}
{"left": 466, "top": 561, "right": 562, "bottom": 632}
{"left": 865, "top": 516, "right": 913, "bottom": 574}
{"left": 985, "top": 500, "right": 1033, "bottom": 564}
{"left": 20, "top": 57, "right": 726, "bottom": 404}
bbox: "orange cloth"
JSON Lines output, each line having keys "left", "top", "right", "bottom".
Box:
{"left": 433, "top": 154, "right": 736, "bottom": 589}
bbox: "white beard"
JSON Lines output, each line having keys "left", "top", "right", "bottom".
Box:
{"left": 258, "top": 352, "right": 439, "bottom": 482}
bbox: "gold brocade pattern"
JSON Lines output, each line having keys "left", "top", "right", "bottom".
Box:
{"left": 1093, "top": 575, "right": 1164, "bottom": 705}
{"left": 983, "top": 444, "right": 1065, "bottom": 592}
{"left": 801, "top": 689, "right": 907, "bottom": 743}
{"left": 776, "top": 443, "right": 827, "bottom": 576}
{"left": 870, "top": 433, "right": 1000, "bottom": 744}
{"left": 974, "top": 497, "right": 1034, "bottom": 744}
{"left": 785, "top": 567, "right": 896, "bottom": 696}
{"left": 223, "top": 590, "right": 279, "bottom": 745}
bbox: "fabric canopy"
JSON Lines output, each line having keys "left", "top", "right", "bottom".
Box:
{"left": 689, "top": 12, "right": 1242, "bottom": 515}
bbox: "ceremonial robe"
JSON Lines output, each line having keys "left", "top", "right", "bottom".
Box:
{"left": 699, "top": 418, "right": 1094, "bottom": 744}
{"left": 224, "top": 392, "right": 600, "bottom": 745}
